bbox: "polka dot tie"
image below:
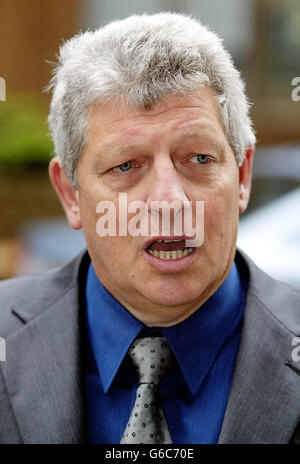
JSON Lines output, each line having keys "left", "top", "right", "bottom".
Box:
{"left": 120, "top": 336, "right": 174, "bottom": 444}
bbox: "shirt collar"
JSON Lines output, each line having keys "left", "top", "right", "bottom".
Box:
{"left": 85, "top": 265, "right": 143, "bottom": 393}
{"left": 160, "top": 263, "right": 246, "bottom": 396}
{"left": 85, "top": 261, "right": 246, "bottom": 395}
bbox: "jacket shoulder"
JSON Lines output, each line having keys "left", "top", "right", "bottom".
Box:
{"left": 237, "top": 249, "right": 300, "bottom": 335}
{"left": 0, "top": 250, "right": 89, "bottom": 338}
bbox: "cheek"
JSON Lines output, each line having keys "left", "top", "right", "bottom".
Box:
{"left": 78, "top": 178, "right": 118, "bottom": 227}
{"left": 78, "top": 193, "right": 98, "bottom": 236}
{"left": 203, "top": 181, "right": 240, "bottom": 240}
{"left": 79, "top": 193, "right": 136, "bottom": 257}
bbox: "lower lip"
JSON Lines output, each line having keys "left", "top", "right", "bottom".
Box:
{"left": 143, "top": 247, "right": 197, "bottom": 273}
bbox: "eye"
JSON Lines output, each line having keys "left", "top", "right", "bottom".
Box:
{"left": 113, "top": 161, "right": 133, "bottom": 173}
{"left": 191, "top": 154, "right": 212, "bottom": 165}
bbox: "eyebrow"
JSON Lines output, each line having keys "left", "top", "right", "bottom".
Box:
{"left": 172, "top": 126, "right": 226, "bottom": 152}
{"left": 95, "top": 125, "right": 225, "bottom": 159}
{"left": 95, "top": 143, "right": 142, "bottom": 160}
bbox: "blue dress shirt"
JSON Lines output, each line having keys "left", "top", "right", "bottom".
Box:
{"left": 85, "top": 260, "right": 247, "bottom": 444}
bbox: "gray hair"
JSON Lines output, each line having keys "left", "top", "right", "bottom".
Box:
{"left": 47, "top": 12, "right": 256, "bottom": 187}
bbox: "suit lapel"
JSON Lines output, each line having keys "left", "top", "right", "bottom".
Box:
{"left": 218, "top": 255, "right": 300, "bottom": 443}
{"left": 2, "top": 253, "right": 89, "bottom": 444}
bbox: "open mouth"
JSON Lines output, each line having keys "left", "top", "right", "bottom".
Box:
{"left": 146, "top": 239, "right": 193, "bottom": 260}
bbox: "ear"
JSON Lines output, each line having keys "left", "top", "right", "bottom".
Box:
{"left": 49, "top": 156, "right": 82, "bottom": 230}
{"left": 239, "top": 147, "right": 255, "bottom": 213}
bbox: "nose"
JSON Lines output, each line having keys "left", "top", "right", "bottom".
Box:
{"left": 145, "top": 155, "right": 189, "bottom": 212}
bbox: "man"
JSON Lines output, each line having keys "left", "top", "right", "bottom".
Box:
{"left": 0, "top": 12, "right": 299, "bottom": 444}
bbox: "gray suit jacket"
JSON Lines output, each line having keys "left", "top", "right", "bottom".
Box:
{"left": 0, "top": 249, "right": 299, "bottom": 444}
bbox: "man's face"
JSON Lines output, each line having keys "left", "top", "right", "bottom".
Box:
{"left": 72, "top": 87, "right": 252, "bottom": 326}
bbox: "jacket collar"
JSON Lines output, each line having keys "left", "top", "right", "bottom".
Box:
{"left": 2, "top": 250, "right": 90, "bottom": 444}
{"left": 218, "top": 250, "right": 300, "bottom": 443}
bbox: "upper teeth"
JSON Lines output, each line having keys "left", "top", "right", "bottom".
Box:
{"left": 147, "top": 248, "right": 193, "bottom": 259}
{"left": 156, "top": 239, "right": 183, "bottom": 243}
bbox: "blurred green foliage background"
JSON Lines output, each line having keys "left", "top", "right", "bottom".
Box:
{"left": 0, "top": 94, "right": 53, "bottom": 168}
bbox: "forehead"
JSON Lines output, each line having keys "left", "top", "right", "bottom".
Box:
{"left": 86, "top": 86, "right": 226, "bottom": 146}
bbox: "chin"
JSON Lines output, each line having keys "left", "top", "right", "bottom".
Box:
{"left": 140, "top": 281, "right": 203, "bottom": 308}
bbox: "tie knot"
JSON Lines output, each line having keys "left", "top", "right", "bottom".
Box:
{"left": 128, "top": 336, "right": 173, "bottom": 385}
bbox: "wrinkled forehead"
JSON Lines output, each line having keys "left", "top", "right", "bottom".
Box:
{"left": 85, "top": 87, "right": 227, "bottom": 145}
